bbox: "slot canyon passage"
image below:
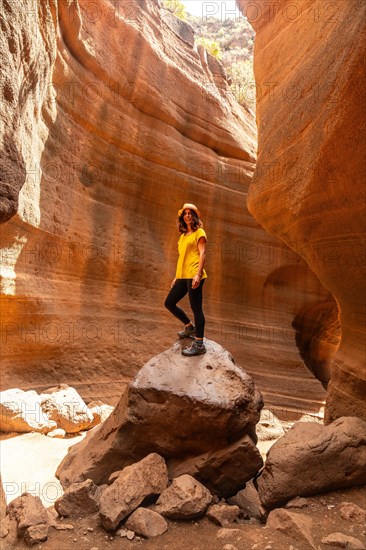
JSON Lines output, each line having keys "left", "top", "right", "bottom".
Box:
{"left": 0, "top": 1, "right": 365, "bottom": 550}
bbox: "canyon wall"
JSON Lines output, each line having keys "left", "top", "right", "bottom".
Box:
{"left": 239, "top": 0, "right": 366, "bottom": 420}
{"left": 0, "top": 0, "right": 335, "bottom": 417}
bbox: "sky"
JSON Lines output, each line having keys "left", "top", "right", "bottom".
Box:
{"left": 180, "top": 0, "right": 241, "bottom": 19}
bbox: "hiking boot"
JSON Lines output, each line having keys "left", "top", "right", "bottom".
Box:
{"left": 177, "top": 324, "right": 196, "bottom": 339}
{"left": 182, "top": 340, "right": 206, "bottom": 356}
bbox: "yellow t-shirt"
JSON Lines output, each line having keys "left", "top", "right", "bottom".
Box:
{"left": 175, "top": 228, "right": 207, "bottom": 279}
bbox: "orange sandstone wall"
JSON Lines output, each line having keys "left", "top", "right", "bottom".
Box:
{"left": 239, "top": 0, "right": 366, "bottom": 420}
{"left": 0, "top": 0, "right": 335, "bottom": 416}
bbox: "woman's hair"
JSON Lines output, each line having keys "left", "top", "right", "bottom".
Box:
{"left": 177, "top": 209, "right": 203, "bottom": 233}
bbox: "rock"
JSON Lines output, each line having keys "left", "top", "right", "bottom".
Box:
{"left": 266, "top": 508, "right": 315, "bottom": 549}
{"left": 322, "top": 532, "right": 366, "bottom": 549}
{"left": 108, "top": 471, "right": 122, "bottom": 484}
{"left": 47, "top": 428, "right": 66, "bottom": 438}
{"left": 7, "top": 493, "right": 48, "bottom": 536}
{"left": 223, "top": 545, "right": 238, "bottom": 550}
{"left": 256, "top": 410, "right": 285, "bottom": 441}
{"left": 87, "top": 401, "right": 114, "bottom": 428}
{"left": 168, "top": 433, "right": 263, "bottom": 498}
{"left": 217, "top": 528, "right": 242, "bottom": 540}
{"left": 285, "top": 497, "right": 308, "bottom": 509}
{"left": 0, "top": 520, "right": 9, "bottom": 539}
{"left": 206, "top": 504, "right": 240, "bottom": 526}
{"left": 50, "top": 522, "right": 75, "bottom": 531}
{"left": 155, "top": 474, "right": 212, "bottom": 520}
{"left": 228, "top": 480, "right": 264, "bottom": 520}
{"left": 54, "top": 479, "right": 99, "bottom": 518}
{"left": 0, "top": 515, "right": 18, "bottom": 544}
{"left": 57, "top": 341, "right": 262, "bottom": 489}
{"left": 257, "top": 417, "right": 366, "bottom": 509}
{"left": 241, "top": 0, "right": 366, "bottom": 421}
{"left": 40, "top": 384, "right": 93, "bottom": 433}
{"left": 339, "top": 502, "right": 366, "bottom": 523}
{"left": 124, "top": 508, "right": 167, "bottom": 538}
{"left": 126, "top": 530, "right": 135, "bottom": 540}
{"left": 99, "top": 453, "right": 168, "bottom": 530}
{"left": 161, "top": 9, "right": 195, "bottom": 46}
{"left": 0, "top": 474, "right": 6, "bottom": 521}
{"left": 0, "top": 389, "right": 56, "bottom": 433}
{"left": 24, "top": 523, "right": 48, "bottom": 546}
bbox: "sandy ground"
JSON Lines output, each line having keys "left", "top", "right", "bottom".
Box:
{"left": 0, "top": 432, "right": 86, "bottom": 507}
{"left": 1, "top": 431, "right": 365, "bottom": 550}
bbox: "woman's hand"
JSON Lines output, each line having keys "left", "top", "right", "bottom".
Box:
{"left": 192, "top": 274, "right": 201, "bottom": 289}
{"left": 171, "top": 278, "right": 176, "bottom": 288}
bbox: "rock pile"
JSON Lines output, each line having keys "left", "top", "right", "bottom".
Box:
{"left": 0, "top": 385, "right": 114, "bottom": 436}
{"left": 56, "top": 341, "right": 264, "bottom": 496}
{"left": 2, "top": 445, "right": 365, "bottom": 548}
{"left": 0, "top": 453, "right": 243, "bottom": 546}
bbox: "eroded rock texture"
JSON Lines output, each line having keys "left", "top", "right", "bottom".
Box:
{"left": 240, "top": 0, "right": 366, "bottom": 420}
{"left": 0, "top": 0, "right": 336, "bottom": 416}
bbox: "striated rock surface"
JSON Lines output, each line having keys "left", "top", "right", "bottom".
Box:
{"left": 56, "top": 341, "right": 263, "bottom": 490}
{"left": 0, "top": 0, "right": 334, "bottom": 418}
{"left": 240, "top": 0, "right": 366, "bottom": 420}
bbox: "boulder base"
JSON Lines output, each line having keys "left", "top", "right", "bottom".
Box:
{"left": 57, "top": 341, "right": 263, "bottom": 490}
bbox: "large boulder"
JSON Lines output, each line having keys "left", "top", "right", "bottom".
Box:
{"left": 57, "top": 341, "right": 263, "bottom": 489}
{"left": 0, "top": 389, "right": 56, "bottom": 433}
{"left": 257, "top": 417, "right": 366, "bottom": 509}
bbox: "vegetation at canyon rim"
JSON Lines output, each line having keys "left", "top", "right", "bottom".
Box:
{"left": 163, "top": 0, "right": 255, "bottom": 107}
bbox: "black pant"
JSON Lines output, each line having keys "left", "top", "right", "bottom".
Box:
{"left": 164, "top": 279, "right": 205, "bottom": 338}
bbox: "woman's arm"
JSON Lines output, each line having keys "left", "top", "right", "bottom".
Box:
{"left": 192, "top": 237, "right": 206, "bottom": 289}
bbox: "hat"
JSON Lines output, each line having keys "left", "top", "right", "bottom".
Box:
{"left": 178, "top": 203, "right": 201, "bottom": 218}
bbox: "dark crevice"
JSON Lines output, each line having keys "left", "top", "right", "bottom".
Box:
{"left": 292, "top": 297, "right": 341, "bottom": 388}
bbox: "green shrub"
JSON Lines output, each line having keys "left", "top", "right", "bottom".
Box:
{"left": 163, "top": 0, "right": 187, "bottom": 20}
{"left": 196, "top": 37, "right": 223, "bottom": 60}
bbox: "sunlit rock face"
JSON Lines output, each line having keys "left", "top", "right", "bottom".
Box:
{"left": 1, "top": 0, "right": 334, "bottom": 416}
{"left": 239, "top": 0, "right": 366, "bottom": 421}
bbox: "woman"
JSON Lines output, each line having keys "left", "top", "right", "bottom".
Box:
{"left": 164, "top": 203, "right": 207, "bottom": 356}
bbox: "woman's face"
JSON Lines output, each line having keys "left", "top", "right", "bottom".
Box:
{"left": 183, "top": 209, "right": 193, "bottom": 224}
